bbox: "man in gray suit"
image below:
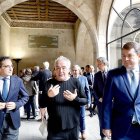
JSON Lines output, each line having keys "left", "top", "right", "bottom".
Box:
{"left": 0, "top": 56, "right": 29, "bottom": 140}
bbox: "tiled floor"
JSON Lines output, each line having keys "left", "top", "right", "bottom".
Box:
{"left": 19, "top": 110, "right": 101, "bottom": 140}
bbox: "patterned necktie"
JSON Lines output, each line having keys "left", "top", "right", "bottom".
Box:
{"left": 130, "top": 70, "right": 138, "bottom": 96}
{"left": 2, "top": 78, "right": 8, "bottom": 100}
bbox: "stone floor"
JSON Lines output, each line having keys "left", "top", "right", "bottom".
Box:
{"left": 19, "top": 110, "right": 103, "bottom": 140}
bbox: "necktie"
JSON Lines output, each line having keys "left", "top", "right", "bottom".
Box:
{"left": 102, "top": 72, "right": 106, "bottom": 82}
{"left": 130, "top": 70, "right": 138, "bottom": 96}
{"left": 2, "top": 78, "right": 9, "bottom": 100}
{"left": 90, "top": 74, "right": 94, "bottom": 86}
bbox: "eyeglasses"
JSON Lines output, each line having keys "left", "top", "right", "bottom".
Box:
{"left": 1, "top": 65, "right": 14, "bottom": 69}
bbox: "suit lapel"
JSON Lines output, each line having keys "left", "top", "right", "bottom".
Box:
{"left": 135, "top": 84, "right": 140, "bottom": 101}
{"left": 6, "top": 76, "right": 16, "bottom": 101}
{"left": 134, "top": 66, "right": 140, "bottom": 100}
{"left": 121, "top": 66, "right": 134, "bottom": 100}
{"left": 0, "top": 91, "right": 4, "bottom": 101}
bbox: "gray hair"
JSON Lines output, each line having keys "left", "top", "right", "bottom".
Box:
{"left": 72, "top": 64, "right": 81, "bottom": 70}
{"left": 34, "top": 66, "right": 40, "bottom": 71}
{"left": 97, "top": 57, "right": 108, "bottom": 66}
{"left": 72, "top": 64, "right": 82, "bottom": 74}
{"left": 54, "top": 56, "right": 71, "bottom": 69}
{"left": 43, "top": 61, "right": 49, "bottom": 69}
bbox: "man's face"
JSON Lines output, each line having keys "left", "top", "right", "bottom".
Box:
{"left": 96, "top": 60, "right": 106, "bottom": 71}
{"left": 72, "top": 67, "right": 80, "bottom": 77}
{"left": 55, "top": 60, "right": 70, "bottom": 81}
{"left": 122, "top": 48, "right": 140, "bottom": 69}
{"left": 0, "top": 59, "right": 13, "bottom": 77}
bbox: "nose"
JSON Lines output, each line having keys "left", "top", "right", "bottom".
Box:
{"left": 125, "top": 56, "right": 130, "bottom": 61}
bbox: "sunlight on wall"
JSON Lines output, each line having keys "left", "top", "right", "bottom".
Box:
{"left": 10, "top": 48, "right": 26, "bottom": 59}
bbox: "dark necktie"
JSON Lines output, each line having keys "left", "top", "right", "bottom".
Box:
{"left": 2, "top": 78, "right": 9, "bottom": 100}
{"left": 102, "top": 72, "right": 106, "bottom": 82}
{"left": 90, "top": 74, "right": 94, "bottom": 86}
{"left": 130, "top": 70, "right": 138, "bottom": 97}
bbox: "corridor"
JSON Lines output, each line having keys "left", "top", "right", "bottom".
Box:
{"left": 19, "top": 111, "right": 100, "bottom": 140}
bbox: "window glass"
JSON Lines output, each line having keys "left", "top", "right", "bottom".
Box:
{"left": 122, "top": 8, "right": 140, "bottom": 36}
{"left": 108, "top": 40, "right": 121, "bottom": 69}
{"left": 108, "top": 10, "right": 123, "bottom": 42}
{"left": 107, "top": 0, "right": 140, "bottom": 69}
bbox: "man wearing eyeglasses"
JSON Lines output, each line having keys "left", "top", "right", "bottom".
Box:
{"left": 0, "top": 56, "right": 29, "bottom": 140}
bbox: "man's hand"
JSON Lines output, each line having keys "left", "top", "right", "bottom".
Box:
{"left": 48, "top": 85, "right": 60, "bottom": 97}
{"left": 0, "top": 102, "right": 6, "bottom": 110}
{"left": 99, "top": 98, "right": 103, "bottom": 102}
{"left": 40, "top": 108, "right": 47, "bottom": 120}
{"left": 6, "top": 102, "right": 16, "bottom": 110}
{"left": 63, "top": 89, "right": 77, "bottom": 101}
{"left": 102, "top": 129, "right": 112, "bottom": 139}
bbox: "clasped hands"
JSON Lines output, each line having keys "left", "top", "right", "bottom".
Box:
{"left": 48, "top": 84, "right": 77, "bottom": 101}
{"left": 0, "top": 102, "right": 16, "bottom": 110}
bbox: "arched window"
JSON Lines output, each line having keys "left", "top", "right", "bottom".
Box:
{"left": 107, "top": 0, "right": 140, "bottom": 68}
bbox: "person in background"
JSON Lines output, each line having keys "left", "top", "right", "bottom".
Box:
{"left": 83, "top": 65, "right": 90, "bottom": 76}
{"left": 84, "top": 65, "right": 97, "bottom": 117}
{"left": 0, "top": 56, "right": 29, "bottom": 140}
{"left": 31, "top": 61, "right": 52, "bottom": 119}
{"left": 32, "top": 65, "right": 40, "bottom": 77}
{"left": 22, "top": 68, "right": 36, "bottom": 120}
{"left": 93, "top": 57, "right": 108, "bottom": 140}
{"left": 31, "top": 66, "right": 40, "bottom": 113}
{"left": 40, "top": 56, "right": 87, "bottom": 140}
{"left": 81, "top": 67, "right": 85, "bottom": 75}
{"left": 19, "top": 69, "right": 26, "bottom": 78}
{"left": 72, "top": 64, "right": 91, "bottom": 140}
{"left": 102, "top": 42, "right": 140, "bottom": 140}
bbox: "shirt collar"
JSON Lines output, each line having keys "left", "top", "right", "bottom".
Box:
{"left": 0, "top": 76, "right": 10, "bottom": 80}
{"left": 127, "top": 66, "right": 139, "bottom": 73}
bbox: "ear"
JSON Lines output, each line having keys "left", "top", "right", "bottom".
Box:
{"left": 138, "top": 53, "right": 140, "bottom": 58}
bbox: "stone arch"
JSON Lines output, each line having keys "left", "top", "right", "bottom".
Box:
{"left": 52, "top": 0, "right": 98, "bottom": 50}
{"left": 0, "top": 0, "right": 98, "bottom": 52}
{"left": 97, "top": 0, "right": 112, "bottom": 57}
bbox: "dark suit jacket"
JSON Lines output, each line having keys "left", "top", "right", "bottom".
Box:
{"left": 93, "top": 71, "right": 106, "bottom": 100}
{"left": 85, "top": 73, "right": 93, "bottom": 88}
{"left": 32, "top": 69, "right": 52, "bottom": 91}
{"left": 31, "top": 69, "right": 52, "bottom": 107}
{"left": 102, "top": 66, "right": 140, "bottom": 139}
{"left": 0, "top": 75, "right": 29, "bottom": 129}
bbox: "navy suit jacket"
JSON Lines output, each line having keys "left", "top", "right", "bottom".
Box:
{"left": 102, "top": 66, "right": 140, "bottom": 139}
{"left": 0, "top": 75, "right": 29, "bottom": 129}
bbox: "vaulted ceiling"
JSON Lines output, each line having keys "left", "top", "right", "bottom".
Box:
{"left": 2, "top": 0, "right": 78, "bottom": 28}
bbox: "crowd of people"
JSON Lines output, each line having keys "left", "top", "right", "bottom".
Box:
{"left": 0, "top": 41, "right": 140, "bottom": 140}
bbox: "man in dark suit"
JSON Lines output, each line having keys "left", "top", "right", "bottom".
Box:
{"left": 0, "top": 56, "right": 29, "bottom": 140}
{"left": 102, "top": 42, "right": 140, "bottom": 140}
{"left": 32, "top": 61, "right": 52, "bottom": 92}
{"left": 85, "top": 65, "right": 97, "bottom": 117}
{"left": 31, "top": 61, "right": 52, "bottom": 119}
{"left": 93, "top": 57, "right": 108, "bottom": 140}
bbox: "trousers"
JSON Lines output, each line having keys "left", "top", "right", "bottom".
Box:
{"left": 0, "top": 114, "right": 19, "bottom": 140}
{"left": 47, "top": 126, "right": 79, "bottom": 140}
